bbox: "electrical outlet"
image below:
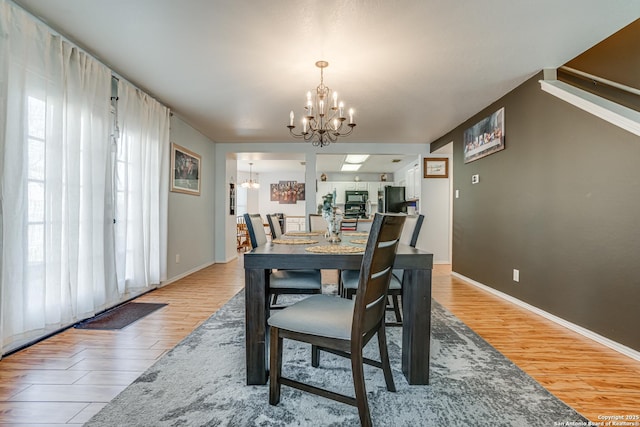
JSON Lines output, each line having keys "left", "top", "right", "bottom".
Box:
{"left": 176, "top": 254, "right": 181, "bottom": 264}
{"left": 471, "top": 174, "right": 480, "bottom": 184}
{"left": 513, "top": 269, "right": 519, "bottom": 282}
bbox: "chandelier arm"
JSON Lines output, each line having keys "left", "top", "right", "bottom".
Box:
{"left": 288, "top": 126, "right": 309, "bottom": 139}
{"left": 325, "top": 130, "right": 338, "bottom": 143}
{"left": 303, "top": 130, "right": 316, "bottom": 143}
{"left": 336, "top": 123, "right": 357, "bottom": 137}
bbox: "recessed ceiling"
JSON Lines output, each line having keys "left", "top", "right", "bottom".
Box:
{"left": 12, "top": 0, "right": 640, "bottom": 146}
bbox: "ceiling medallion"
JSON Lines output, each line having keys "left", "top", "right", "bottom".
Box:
{"left": 287, "top": 61, "right": 356, "bottom": 147}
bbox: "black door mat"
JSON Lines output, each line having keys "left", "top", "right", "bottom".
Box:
{"left": 75, "top": 302, "right": 168, "bottom": 330}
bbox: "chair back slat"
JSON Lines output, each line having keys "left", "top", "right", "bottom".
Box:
{"left": 308, "top": 213, "right": 327, "bottom": 232}
{"left": 352, "top": 213, "right": 405, "bottom": 338}
{"left": 244, "top": 213, "right": 267, "bottom": 248}
{"left": 340, "top": 218, "right": 358, "bottom": 231}
{"left": 267, "top": 214, "right": 283, "bottom": 239}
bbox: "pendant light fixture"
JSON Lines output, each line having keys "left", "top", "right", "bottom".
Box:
{"left": 240, "top": 162, "right": 260, "bottom": 189}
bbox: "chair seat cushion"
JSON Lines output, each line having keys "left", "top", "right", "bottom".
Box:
{"left": 268, "top": 294, "right": 354, "bottom": 340}
{"left": 341, "top": 269, "right": 402, "bottom": 290}
{"left": 271, "top": 270, "right": 321, "bottom": 290}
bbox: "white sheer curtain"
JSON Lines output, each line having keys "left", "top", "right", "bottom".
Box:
{"left": 0, "top": 1, "right": 116, "bottom": 354}
{"left": 114, "top": 80, "right": 169, "bottom": 294}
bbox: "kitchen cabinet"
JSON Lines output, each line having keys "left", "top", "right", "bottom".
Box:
{"left": 316, "top": 182, "right": 344, "bottom": 205}
{"left": 406, "top": 163, "right": 421, "bottom": 200}
{"left": 355, "top": 181, "right": 368, "bottom": 191}
{"left": 368, "top": 181, "right": 386, "bottom": 195}
{"left": 285, "top": 216, "right": 306, "bottom": 232}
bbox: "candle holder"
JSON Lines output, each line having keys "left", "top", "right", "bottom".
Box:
{"left": 326, "top": 206, "right": 342, "bottom": 244}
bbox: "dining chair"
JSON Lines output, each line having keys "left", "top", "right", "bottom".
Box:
{"left": 340, "top": 217, "right": 358, "bottom": 232}
{"left": 268, "top": 213, "right": 406, "bottom": 427}
{"left": 236, "top": 215, "right": 251, "bottom": 252}
{"left": 341, "top": 214, "right": 424, "bottom": 326}
{"left": 244, "top": 213, "right": 321, "bottom": 308}
{"left": 308, "top": 213, "right": 328, "bottom": 233}
{"left": 267, "top": 214, "right": 284, "bottom": 239}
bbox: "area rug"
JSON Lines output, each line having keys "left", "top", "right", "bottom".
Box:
{"left": 85, "top": 290, "right": 588, "bottom": 426}
{"left": 75, "top": 302, "right": 167, "bottom": 330}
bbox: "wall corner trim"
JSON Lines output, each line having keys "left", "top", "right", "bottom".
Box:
{"left": 539, "top": 79, "right": 640, "bottom": 137}
{"left": 451, "top": 271, "right": 640, "bottom": 362}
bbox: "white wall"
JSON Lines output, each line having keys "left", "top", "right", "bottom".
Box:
{"left": 258, "top": 171, "right": 307, "bottom": 217}
{"left": 167, "top": 115, "right": 216, "bottom": 281}
{"left": 416, "top": 154, "right": 452, "bottom": 264}
{"left": 391, "top": 153, "right": 452, "bottom": 263}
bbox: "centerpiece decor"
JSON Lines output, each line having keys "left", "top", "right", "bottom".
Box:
{"left": 321, "top": 191, "right": 342, "bottom": 243}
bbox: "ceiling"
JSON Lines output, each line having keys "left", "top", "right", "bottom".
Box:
{"left": 12, "top": 1, "right": 639, "bottom": 154}
{"left": 235, "top": 152, "right": 421, "bottom": 174}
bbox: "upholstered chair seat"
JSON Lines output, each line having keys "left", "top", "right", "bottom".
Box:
{"left": 244, "top": 213, "right": 322, "bottom": 308}
{"left": 268, "top": 294, "right": 354, "bottom": 340}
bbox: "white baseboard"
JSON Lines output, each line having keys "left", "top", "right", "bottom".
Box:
{"left": 161, "top": 261, "right": 216, "bottom": 287}
{"left": 451, "top": 271, "right": 640, "bottom": 362}
{"left": 223, "top": 254, "right": 239, "bottom": 263}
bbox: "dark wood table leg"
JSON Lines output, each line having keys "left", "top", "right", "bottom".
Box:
{"left": 401, "top": 268, "right": 432, "bottom": 385}
{"left": 245, "top": 268, "right": 269, "bottom": 385}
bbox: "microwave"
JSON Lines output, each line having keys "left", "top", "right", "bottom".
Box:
{"left": 345, "top": 191, "right": 368, "bottom": 203}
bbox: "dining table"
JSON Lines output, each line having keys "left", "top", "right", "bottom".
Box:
{"left": 243, "top": 231, "right": 434, "bottom": 386}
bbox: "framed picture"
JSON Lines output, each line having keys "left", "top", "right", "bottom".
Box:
{"left": 171, "top": 143, "right": 201, "bottom": 195}
{"left": 270, "top": 180, "right": 305, "bottom": 204}
{"left": 463, "top": 107, "right": 505, "bottom": 164}
{"left": 424, "top": 158, "right": 449, "bottom": 178}
{"left": 229, "top": 183, "right": 235, "bottom": 215}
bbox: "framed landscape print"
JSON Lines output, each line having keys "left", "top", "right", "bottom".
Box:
{"left": 171, "top": 143, "right": 201, "bottom": 195}
{"left": 424, "top": 158, "right": 449, "bottom": 178}
{"left": 463, "top": 107, "right": 505, "bottom": 164}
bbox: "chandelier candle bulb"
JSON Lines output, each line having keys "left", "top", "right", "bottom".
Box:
{"left": 349, "top": 108, "right": 354, "bottom": 124}
{"left": 333, "top": 92, "right": 338, "bottom": 108}
{"left": 339, "top": 101, "right": 344, "bottom": 118}
{"left": 289, "top": 111, "right": 294, "bottom": 126}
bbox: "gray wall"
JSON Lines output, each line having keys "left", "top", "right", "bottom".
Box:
{"left": 166, "top": 116, "right": 216, "bottom": 281}
{"left": 432, "top": 73, "right": 640, "bottom": 351}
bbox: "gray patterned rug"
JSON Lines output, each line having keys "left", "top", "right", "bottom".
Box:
{"left": 86, "top": 289, "right": 588, "bottom": 426}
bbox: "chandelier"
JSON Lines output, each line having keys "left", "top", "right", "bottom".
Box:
{"left": 240, "top": 162, "right": 259, "bottom": 189}
{"left": 287, "top": 61, "right": 356, "bottom": 147}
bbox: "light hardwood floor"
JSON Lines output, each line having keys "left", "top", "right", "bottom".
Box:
{"left": 0, "top": 260, "right": 638, "bottom": 425}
